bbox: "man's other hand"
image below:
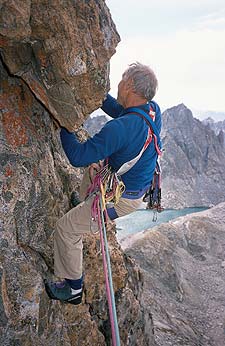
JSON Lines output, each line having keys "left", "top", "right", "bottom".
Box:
{"left": 89, "top": 161, "right": 104, "bottom": 182}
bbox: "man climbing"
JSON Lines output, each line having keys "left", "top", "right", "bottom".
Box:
{"left": 45, "top": 62, "right": 162, "bottom": 304}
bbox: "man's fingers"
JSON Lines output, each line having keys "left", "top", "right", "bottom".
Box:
{"left": 89, "top": 162, "right": 103, "bottom": 182}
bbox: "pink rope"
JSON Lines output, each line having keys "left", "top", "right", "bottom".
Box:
{"left": 86, "top": 168, "right": 117, "bottom": 345}
{"left": 97, "top": 197, "right": 117, "bottom": 346}
{"left": 86, "top": 174, "right": 100, "bottom": 199}
{"left": 86, "top": 166, "right": 121, "bottom": 344}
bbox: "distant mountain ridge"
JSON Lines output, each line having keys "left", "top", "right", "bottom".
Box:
{"left": 161, "top": 104, "right": 225, "bottom": 208}
{"left": 192, "top": 109, "right": 225, "bottom": 122}
{"left": 202, "top": 117, "right": 225, "bottom": 145}
{"left": 83, "top": 114, "right": 109, "bottom": 136}
{"left": 202, "top": 116, "right": 225, "bottom": 132}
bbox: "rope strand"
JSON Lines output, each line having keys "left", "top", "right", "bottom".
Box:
{"left": 99, "top": 197, "right": 121, "bottom": 346}
{"left": 87, "top": 165, "right": 122, "bottom": 345}
{"left": 97, "top": 197, "right": 117, "bottom": 346}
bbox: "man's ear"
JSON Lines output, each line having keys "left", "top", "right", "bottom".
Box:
{"left": 126, "top": 78, "right": 134, "bottom": 91}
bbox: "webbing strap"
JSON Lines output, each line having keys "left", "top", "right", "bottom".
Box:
{"left": 117, "top": 106, "right": 162, "bottom": 176}
{"left": 124, "top": 106, "right": 161, "bottom": 146}
{"left": 116, "top": 127, "right": 152, "bottom": 175}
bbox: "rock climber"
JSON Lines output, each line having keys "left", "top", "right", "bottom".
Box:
{"left": 45, "top": 62, "right": 162, "bottom": 304}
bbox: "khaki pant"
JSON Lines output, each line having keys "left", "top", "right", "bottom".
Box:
{"left": 54, "top": 169, "right": 143, "bottom": 279}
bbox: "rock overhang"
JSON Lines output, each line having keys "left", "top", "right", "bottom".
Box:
{"left": 0, "top": 0, "right": 120, "bottom": 131}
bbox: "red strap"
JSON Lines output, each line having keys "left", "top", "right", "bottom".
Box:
{"left": 143, "top": 128, "right": 153, "bottom": 150}
{"left": 138, "top": 105, "right": 161, "bottom": 155}
{"left": 128, "top": 105, "right": 162, "bottom": 157}
{"left": 153, "top": 134, "right": 162, "bottom": 156}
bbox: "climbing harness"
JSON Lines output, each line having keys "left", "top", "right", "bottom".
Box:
{"left": 117, "top": 105, "right": 161, "bottom": 176}
{"left": 122, "top": 106, "right": 163, "bottom": 222}
{"left": 85, "top": 164, "right": 122, "bottom": 346}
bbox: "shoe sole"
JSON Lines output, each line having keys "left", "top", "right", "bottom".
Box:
{"left": 65, "top": 295, "right": 82, "bottom": 305}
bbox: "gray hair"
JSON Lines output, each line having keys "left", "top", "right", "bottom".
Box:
{"left": 122, "top": 62, "right": 158, "bottom": 101}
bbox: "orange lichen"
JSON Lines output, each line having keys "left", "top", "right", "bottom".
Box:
{"left": 4, "top": 166, "right": 13, "bottom": 177}
{"left": 0, "top": 77, "right": 45, "bottom": 148}
{"left": 2, "top": 111, "right": 29, "bottom": 147}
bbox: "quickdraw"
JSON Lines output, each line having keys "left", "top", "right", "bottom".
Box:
{"left": 86, "top": 164, "right": 125, "bottom": 219}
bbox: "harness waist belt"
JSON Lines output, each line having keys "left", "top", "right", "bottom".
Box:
{"left": 122, "top": 186, "right": 149, "bottom": 200}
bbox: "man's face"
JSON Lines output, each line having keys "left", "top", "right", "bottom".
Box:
{"left": 117, "top": 78, "right": 132, "bottom": 107}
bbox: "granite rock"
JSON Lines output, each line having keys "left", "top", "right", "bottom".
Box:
{"left": 0, "top": 0, "right": 120, "bottom": 131}
{"left": 123, "top": 202, "right": 225, "bottom": 346}
{"left": 161, "top": 104, "right": 225, "bottom": 208}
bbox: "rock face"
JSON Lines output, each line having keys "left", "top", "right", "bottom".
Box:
{"left": 202, "top": 117, "right": 225, "bottom": 146}
{"left": 202, "top": 117, "right": 225, "bottom": 135}
{"left": 0, "top": 2, "right": 154, "bottom": 346}
{"left": 161, "top": 104, "right": 225, "bottom": 208}
{"left": 0, "top": 0, "right": 120, "bottom": 131}
{"left": 123, "top": 202, "right": 225, "bottom": 346}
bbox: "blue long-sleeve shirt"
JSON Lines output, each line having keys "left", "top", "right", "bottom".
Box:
{"left": 60, "top": 94, "right": 162, "bottom": 191}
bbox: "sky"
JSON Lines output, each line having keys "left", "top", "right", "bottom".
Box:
{"left": 104, "top": 0, "right": 225, "bottom": 120}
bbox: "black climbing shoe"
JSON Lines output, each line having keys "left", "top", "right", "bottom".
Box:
{"left": 70, "top": 191, "right": 81, "bottom": 208}
{"left": 44, "top": 280, "right": 83, "bottom": 305}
